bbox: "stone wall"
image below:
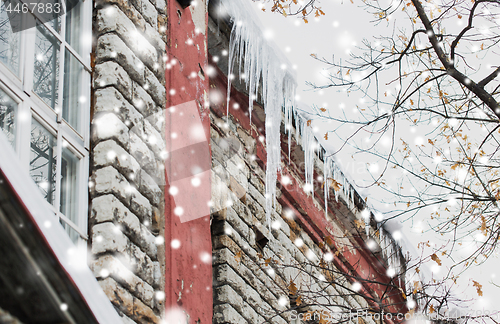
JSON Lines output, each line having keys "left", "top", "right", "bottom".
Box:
{"left": 207, "top": 6, "right": 407, "bottom": 322}
{"left": 89, "top": 0, "right": 167, "bottom": 321}
{"left": 209, "top": 90, "right": 396, "bottom": 323}
{"left": 210, "top": 116, "right": 376, "bottom": 323}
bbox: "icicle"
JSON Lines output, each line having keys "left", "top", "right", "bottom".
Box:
{"left": 219, "top": 0, "right": 388, "bottom": 232}
{"left": 324, "top": 156, "right": 331, "bottom": 218}
{"left": 219, "top": 0, "right": 297, "bottom": 227}
{"left": 302, "top": 124, "right": 315, "bottom": 190}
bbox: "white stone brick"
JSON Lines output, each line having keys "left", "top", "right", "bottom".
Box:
{"left": 94, "top": 140, "right": 141, "bottom": 180}
{"left": 93, "top": 255, "right": 155, "bottom": 308}
{"left": 129, "top": 132, "right": 156, "bottom": 170}
{"left": 143, "top": 119, "right": 165, "bottom": 159}
{"left": 130, "top": 187, "right": 153, "bottom": 224}
{"left": 91, "top": 195, "right": 157, "bottom": 259}
{"left": 248, "top": 183, "right": 266, "bottom": 210}
{"left": 124, "top": 244, "right": 157, "bottom": 286}
{"left": 144, "top": 20, "right": 165, "bottom": 54}
{"left": 139, "top": 0, "right": 157, "bottom": 28}
{"left": 223, "top": 209, "right": 254, "bottom": 246}
{"left": 144, "top": 66, "right": 165, "bottom": 107}
{"left": 94, "top": 61, "right": 132, "bottom": 101}
{"left": 154, "top": 0, "right": 165, "bottom": 13}
{"left": 92, "top": 113, "right": 130, "bottom": 149}
{"left": 132, "top": 82, "right": 156, "bottom": 117}
{"left": 93, "top": 166, "right": 132, "bottom": 203}
{"left": 92, "top": 222, "right": 128, "bottom": 255}
{"left": 98, "top": 278, "right": 134, "bottom": 317}
{"left": 213, "top": 304, "right": 248, "bottom": 324}
{"left": 95, "top": 7, "right": 157, "bottom": 69}
{"left": 139, "top": 170, "right": 162, "bottom": 207}
{"left": 226, "top": 159, "right": 248, "bottom": 191}
{"left": 245, "top": 195, "right": 266, "bottom": 223}
{"left": 214, "top": 285, "right": 264, "bottom": 324}
{"left": 96, "top": 34, "right": 145, "bottom": 84}
{"left": 94, "top": 87, "right": 144, "bottom": 129}
{"left": 146, "top": 109, "right": 165, "bottom": 134}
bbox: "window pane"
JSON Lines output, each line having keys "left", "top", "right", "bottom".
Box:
{"left": 65, "top": 0, "right": 82, "bottom": 55}
{"left": 30, "top": 119, "right": 57, "bottom": 204}
{"left": 60, "top": 146, "right": 78, "bottom": 221}
{"left": 0, "top": 88, "right": 17, "bottom": 148}
{"left": 61, "top": 219, "right": 80, "bottom": 243}
{"left": 33, "top": 24, "right": 60, "bottom": 110}
{"left": 40, "top": 1, "right": 62, "bottom": 34}
{"left": 0, "top": 2, "right": 21, "bottom": 75}
{"left": 62, "top": 49, "right": 82, "bottom": 131}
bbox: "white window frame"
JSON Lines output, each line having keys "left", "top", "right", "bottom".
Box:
{"left": 0, "top": 0, "right": 92, "bottom": 246}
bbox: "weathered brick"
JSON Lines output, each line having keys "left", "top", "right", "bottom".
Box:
{"left": 96, "top": 34, "right": 145, "bottom": 84}
{"left": 143, "top": 119, "right": 165, "bottom": 159}
{"left": 145, "top": 109, "right": 165, "bottom": 134}
{"left": 213, "top": 304, "right": 248, "bottom": 324}
{"left": 92, "top": 222, "right": 128, "bottom": 255}
{"left": 94, "top": 61, "right": 132, "bottom": 101}
{"left": 93, "top": 166, "right": 131, "bottom": 203}
{"left": 139, "top": 170, "right": 162, "bottom": 207}
{"left": 129, "top": 132, "right": 156, "bottom": 171}
{"left": 132, "top": 81, "right": 156, "bottom": 117}
{"left": 133, "top": 296, "right": 160, "bottom": 324}
{"left": 245, "top": 195, "right": 265, "bottom": 223}
{"left": 134, "top": 0, "right": 157, "bottom": 28}
{"left": 93, "top": 140, "right": 141, "bottom": 182}
{"left": 214, "top": 285, "right": 265, "bottom": 324}
{"left": 95, "top": 7, "right": 157, "bottom": 69}
{"left": 144, "top": 65, "right": 165, "bottom": 107}
{"left": 130, "top": 187, "right": 153, "bottom": 225}
{"left": 154, "top": 0, "right": 165, "bottom": 13}
{"left": 92, "top": 113, "right": 130, "bottom": 149}
{"left": 93, "top": 255, "right": 155, "bottom": 309}
{"left": 94, "top": 87, "right": 144, "bottom": 129}
{"left": 128, "top": 245, "right": 157, "bottom": 285}
{"left": 99, "top": 278, "right": 134, "bottom": 317}
{"left": 92, "top": 195, "right": 157, "bottom": 259}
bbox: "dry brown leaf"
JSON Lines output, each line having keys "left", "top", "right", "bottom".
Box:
{"left": 234, "top": 251, "right": 242, "bottom": 264}
{"left": 431, "top": 253, "right": 442, "bottom": 266}
{"left": 473, "top": 280, "right": 483, "bottom": 296}
{"left": 289, "top": 281, "right": 298, "bottom": 295}
{"left": 354, "top": 219, "right": 366, "bottom": 229}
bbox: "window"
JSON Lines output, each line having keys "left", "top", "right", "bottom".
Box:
{"left": 0, "top": 88, "right": 17, "bottom": 148}
{"left": 0, "top": 0, "right": 92, "bottom": 245}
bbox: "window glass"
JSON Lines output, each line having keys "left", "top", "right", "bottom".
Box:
{"left": 0, "top": 88, "right": 17, "bottom": 148}
{"left": 33, "top": 24, "right": 60, "bottom": 110}
{"left": 43, "top": 1, "right": 62, "bottom": 34}
{"left": 30, "top": 119, "right": 57, "bottom": 204}
{"left": 62, "top": 222, "right": 79, "bottom": 243}
{"left": 60, "top": 146, "right": 78, "bottom": 221}
{"left": 2, "top": 0, "right": 90, "bottom": 245}
{"left": 65, "top": 0, "right": 81, "bottom": 55}
{"left": 0, "top": 2, "right": 21, "bottom": 75}
{"left": 62, "top": 49, "right": 82, "bottom": 131}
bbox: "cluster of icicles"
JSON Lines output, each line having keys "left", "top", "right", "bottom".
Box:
{"left": 218, "top": 0, "right": 360, "bottom": 225}
{"left": 216, "top": 0, "right": 404, "bottom": 288}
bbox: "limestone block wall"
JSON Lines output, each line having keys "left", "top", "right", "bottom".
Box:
{"left": 210, "top": 111, "right": 382, "bottom": 323}
{"left": 209, "top": 92, "right": 389, "bottom": 323}
{"left": 89, "top": 0, "right": 167, "bottom": 322}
